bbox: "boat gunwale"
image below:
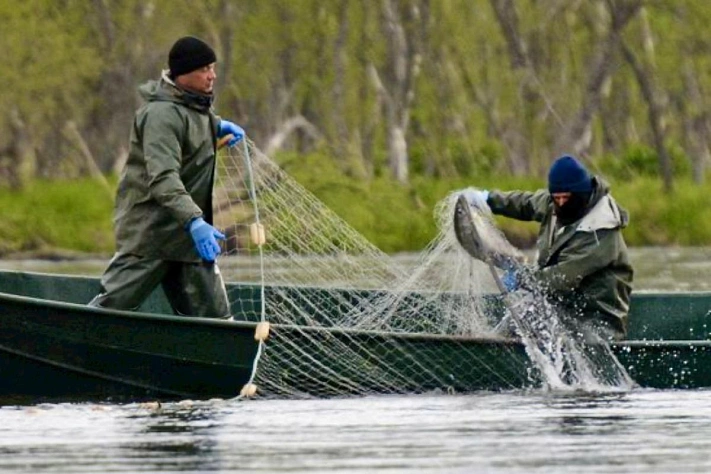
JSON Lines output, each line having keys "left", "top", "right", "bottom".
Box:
{"left": 1, "top": 288, "right": 708, "bottom": 349}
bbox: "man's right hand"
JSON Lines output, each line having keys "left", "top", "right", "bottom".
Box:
{"left": 188, "top": 217, "right": 225, "bottom": 262}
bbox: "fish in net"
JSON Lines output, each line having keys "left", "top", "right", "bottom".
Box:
{"left": 452, "top": 188, "right": 635, "bottom": 391}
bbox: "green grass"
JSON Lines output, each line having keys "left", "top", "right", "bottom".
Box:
{"left": 1, "top": 172, "right": 710, "bottom": 257}
{"left": 0, "top": 178, "right": 115, "bottom": 255}
{"left": 613, "top": 177, "right": 711, "bottom": 246}
{"left": 294, "top": 166, "right": 711, "bottom": 250}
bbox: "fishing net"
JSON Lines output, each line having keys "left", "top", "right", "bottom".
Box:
{"left": 213, "top": 141, "right": 633, "bottom": 398}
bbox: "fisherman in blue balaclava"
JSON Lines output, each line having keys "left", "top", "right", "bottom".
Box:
{"left": 467, "top": 155, "right": 633, "bottom": 341}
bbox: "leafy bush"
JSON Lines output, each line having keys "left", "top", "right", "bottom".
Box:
{"left": 0, "top": 179, "right": 115, "bottom": 255}
{"left": 2, "top": 157, "right": 711, "bottom": 257}
{"left": 597, "top": 143, "right": 691, "bottom": 181}
{"left": 613, "top": 178, "right": 711, "bottom": 245}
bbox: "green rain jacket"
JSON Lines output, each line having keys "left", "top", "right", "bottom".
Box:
{"left": 487, "top": 178, "right": 634, "bottom": 336}
{"left": 113, "top": 71, "right": 219, "bottom": 262}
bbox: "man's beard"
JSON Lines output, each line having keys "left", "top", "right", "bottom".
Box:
{"left": 554, "top": 192, "right": 591, "bottom": 225}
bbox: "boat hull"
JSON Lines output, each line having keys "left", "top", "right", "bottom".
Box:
{"left": 0, "top": 292, "right": 261, "bottom": 403}
{"left": 1, "top": 270, "right": 710, "bottom": 401}
{"left": 613, "top": 340, "right": 711, "bottom": 389}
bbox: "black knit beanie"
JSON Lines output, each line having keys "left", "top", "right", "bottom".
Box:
{"left": 168, "top": 36, "right": 216, "bottom": 78}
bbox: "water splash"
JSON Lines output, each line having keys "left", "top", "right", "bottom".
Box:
{"left": 504, "top": 290, "right": 636, "bottom": 392}
{"left": 450, "top": 188, "right": 636, "bottom": 392}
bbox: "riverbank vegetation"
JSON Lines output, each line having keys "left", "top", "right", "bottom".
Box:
{"left": 1, "top": 147, "right": 710, "bottom": 257}
{"left": 1, "top": 1, "right": 710, "bottom": 255}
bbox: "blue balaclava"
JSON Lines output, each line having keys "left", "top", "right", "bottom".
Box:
{"left": 547, "top": 155, "right": 593, "bottom": 224}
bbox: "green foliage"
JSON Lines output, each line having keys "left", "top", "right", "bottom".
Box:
{"left": 279, "top": 153, "right": 549, "bottom": 252}
{"left": 0, "top": 179, "right": 115, "bottom": 255}
{"left": 279, "top": 156, "right": 711, "bottom": 250}
{"left": 3, "top": 0, "right": 711, "bottom": 255}
{"left": 596, "top": 143, "right": 692, "bottom": 181}
{"left": 1, "top": 0, "right": 709, "bottom": 191}
{"left": 408, "top": 137, "right": 501, "bottom": 179}
{"left": 613, "top": 177, "right": 711, "bottom": 246}
{"left": 279, "top": 150, "right": 435, "bottom": 252}
{"left": 0, "top": 0, "right": 102, "bottom": 132}
{"left": 2, "top": 171, "right": 711, "bottom": 256}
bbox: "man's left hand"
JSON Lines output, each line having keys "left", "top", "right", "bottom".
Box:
{"left": 502, "top": 269, "right": 519, "bottom": 292}
{"left": 218, "top": 120, "right": 245, "bottom": 147}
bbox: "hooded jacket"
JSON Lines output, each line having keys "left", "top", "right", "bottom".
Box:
{"left": 487, "top": 177, "right": 634, "bottom": 337}
{"left": 113, "top": 71, "right": 220, "bottom": 262}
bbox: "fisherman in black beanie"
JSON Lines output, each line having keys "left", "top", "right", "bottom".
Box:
{"left": 89, "top": 35, "right": 246, "bottom": 321}
{"left": 168, "top": 36, "right": 217, "bottom": 79}
{"left": 459, "top": 153, "right": 633, "bottom": 342}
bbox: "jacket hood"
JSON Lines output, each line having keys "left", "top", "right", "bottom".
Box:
{"left": 577, "top": 176, "right": 629, "bottom": 231}
{"left": 137, "top": 70, "right": 213, "bottom": 111}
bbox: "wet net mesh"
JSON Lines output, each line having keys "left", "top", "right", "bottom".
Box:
{"left": 213, "top": 141, "right": 633, "bottom": 398}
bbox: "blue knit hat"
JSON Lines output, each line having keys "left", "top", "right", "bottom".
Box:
{"left": 548, "top": 155, "right": 592, "bottom": 193}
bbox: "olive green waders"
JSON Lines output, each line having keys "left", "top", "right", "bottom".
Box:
{"left": 88, "top": 253, "right": 231, "bottom": 319}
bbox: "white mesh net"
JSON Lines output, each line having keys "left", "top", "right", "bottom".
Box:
{"left": 213, "top": 141, "right": 634, "bottom": 397}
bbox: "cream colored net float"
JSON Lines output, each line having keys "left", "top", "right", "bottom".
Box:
{"left": 212, "top": 141, "right": 633, "bottom": 397}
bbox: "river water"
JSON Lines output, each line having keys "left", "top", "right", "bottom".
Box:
{"left": 2, "top": 246, "right": 711, "bottom": 291}
{"left": 2, "top": 391, "right": 710, "bottom": 473}
{"left": 1, "top": 247, "right": 711, "bottom": 473}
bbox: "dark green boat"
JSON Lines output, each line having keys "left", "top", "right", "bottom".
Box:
{"left": 0, "top": 269, "right": 709, "bottom": 403}
{"left": 0, "top": 273, "right": 264, "bottom": 404}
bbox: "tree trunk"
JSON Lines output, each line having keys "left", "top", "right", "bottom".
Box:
{"left": 63, "top": 120, "right": 113, "bottom": 197}
{"left": 681, "top": 61, "right": 710, "bottom": 184}
{"left": 216, "top": 0, "right": 236, "bottom": 100}
{"left": 4, "top": 108, "right": 35, "bottom": 190}
{"left": 388, "top": 124, "right": 409, "bottom": 183}
{"left": 553, "top": 1, "right": 642, "bottom": 156}
{"left": 620, "top": 41, "right": 673, "bottom": 193}
{"left": 488, "top": 0, "right": 543, "bottom": 175}
{"left": 86, "top": 0, "right": 141, "bottom": 174}
{"left": 369, "top": 0, "right": 426, "bottom": 184}
{"left": 264, "top": 115, "right": 323, "bottom": 156}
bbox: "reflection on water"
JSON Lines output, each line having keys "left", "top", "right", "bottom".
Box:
{"left": 629, "top": 246, "right": 711, "bottom": 292}
{"left": 1, "top": 247, "right": 711, "bottom": 291}
{"left": 1, "top": 391, "right": 711, "bottom": 473}
{"left": 125, "top": 403, "right": 225, "bottom": 472}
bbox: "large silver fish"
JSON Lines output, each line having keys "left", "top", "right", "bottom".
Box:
{"left": 453, "top": 193, "right": 525, "bottom": 270}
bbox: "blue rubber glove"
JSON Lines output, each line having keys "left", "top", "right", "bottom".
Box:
{"left": 502, "top": 269, "right": 519, "bottom": 292}
{"left": 463, "top": 189, "right": 490, "bottom": 211}
{"left": 217, "top": 120, "right": 245, "bottom": 147}
{"left": 188, "top": 217, "right": 226, "bottom": 262}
